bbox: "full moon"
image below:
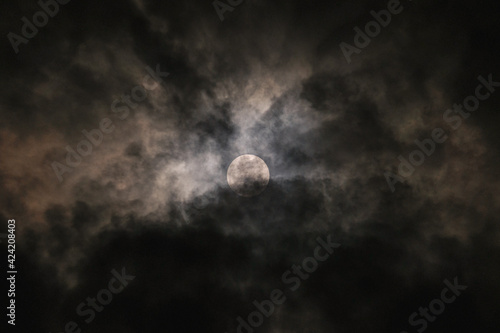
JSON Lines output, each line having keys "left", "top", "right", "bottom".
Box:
{"left": 227, "top": 154, "right": 270, "bottom": 197}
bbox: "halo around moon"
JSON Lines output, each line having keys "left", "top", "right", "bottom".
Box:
{"left": 227, "top": 154, "right": 270, "bottom": 197}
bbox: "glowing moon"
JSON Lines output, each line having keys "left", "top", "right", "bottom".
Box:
{"left": 227, "top": 154, "right": 270, "bottom": 197}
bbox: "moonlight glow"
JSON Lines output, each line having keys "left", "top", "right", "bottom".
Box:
{"left": 227, "top": 154, "right": 270, "bottom": 197}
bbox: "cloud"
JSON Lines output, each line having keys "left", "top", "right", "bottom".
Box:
{"left": 1, "top": 0, "right": 500, "bottom": 332}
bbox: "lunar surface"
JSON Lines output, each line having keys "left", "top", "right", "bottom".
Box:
{"left": 227, "top": 154, "right": 270, "bottom": 197}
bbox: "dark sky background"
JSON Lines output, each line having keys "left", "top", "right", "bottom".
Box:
{"left": 1, "top": 0, "right": 500, "bottom": 332}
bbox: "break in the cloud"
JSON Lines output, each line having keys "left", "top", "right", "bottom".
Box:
{"left": 1, "top": 0, "right": 500, "bottom": 332}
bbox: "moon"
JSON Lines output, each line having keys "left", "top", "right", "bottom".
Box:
{"left": 227, "top": 154, "right": 270, "bottom": 197}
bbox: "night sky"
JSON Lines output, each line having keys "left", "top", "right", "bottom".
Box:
{"left": 1, "top": 0, "right": 500, "bottom": 332}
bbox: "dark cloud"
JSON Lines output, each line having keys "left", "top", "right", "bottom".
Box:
{"left": 1, "top": 0, "right": 500, "bottom": 332}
